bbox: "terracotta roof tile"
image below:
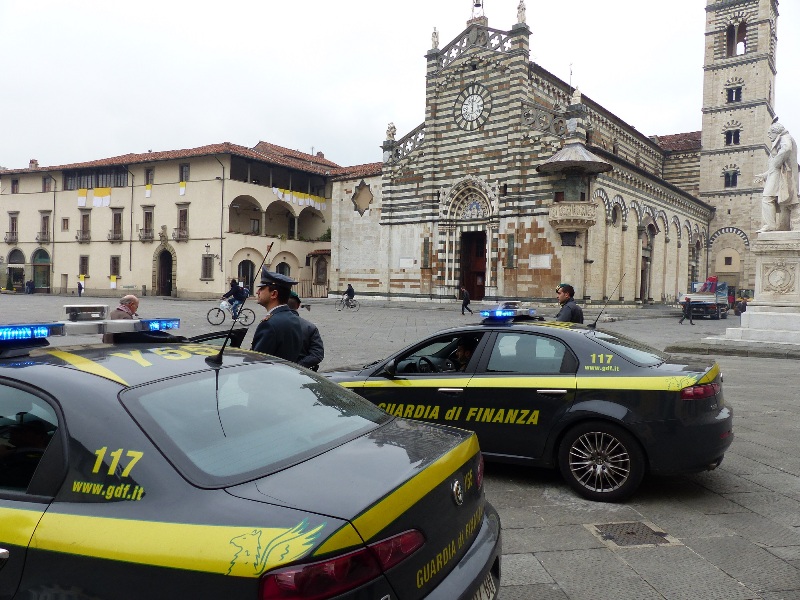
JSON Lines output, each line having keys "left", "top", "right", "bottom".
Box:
{"left": 0, "top": 142, "right": 337, "bottom": 176}
{"left": 331, "top": 162, "right": 383, "bottom": 180}
{"left": 652, "top": 131, "right": 702, "bottom": 152}
{"left": 251, "top": 141, "right": 341, "bottom": 169}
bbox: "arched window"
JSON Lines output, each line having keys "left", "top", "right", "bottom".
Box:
{"left": 726, "top": 22, "right": 747, "bottom": 57}
{"left": 276, "top": 262, "right": 290, "bottom": 277}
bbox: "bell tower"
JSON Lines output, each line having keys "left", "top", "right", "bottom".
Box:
{"left": 700, "top": 0, "right": 778, "bottom": 293}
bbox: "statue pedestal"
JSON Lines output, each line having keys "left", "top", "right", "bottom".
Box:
{"left": 706, "top": 231, "right": 800, "bottom": 349}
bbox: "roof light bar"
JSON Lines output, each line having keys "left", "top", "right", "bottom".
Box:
{"left": 480, "top": 309, "right": 516, "bottom": 319}
{"left": 0, "top": 323, "right": 65, "bottom": 341}
{"left": 140, "top": 318, "right": 180, "bottom": 332}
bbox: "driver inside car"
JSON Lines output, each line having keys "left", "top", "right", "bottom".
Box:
{"left": 453, "top": 337, "right": 479, "bottom": 371}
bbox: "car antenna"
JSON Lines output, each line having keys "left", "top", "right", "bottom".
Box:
{"left": 206, "top": 242, "right": 274, "bottom": 366}
{"left": 587, "top": 272, "right": 625, "bottom": 330}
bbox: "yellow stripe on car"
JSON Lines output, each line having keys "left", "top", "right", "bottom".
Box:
{"left": 22, "top": 510, "right": 324, "bottom": 577}
{"left": 314, "top": 435, "right": 480, "bottom": 556}
{"left": 46, "top": 350, "right": 129, "bottom": 386}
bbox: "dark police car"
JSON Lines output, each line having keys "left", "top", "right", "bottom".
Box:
{"left": 0, "top": 320, "right": 500, "bottom": 600}
{"left": 325, "top": 312, "right": 733, "bottom": 503}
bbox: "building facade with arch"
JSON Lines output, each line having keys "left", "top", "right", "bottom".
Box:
{"left": 329, "top": 0, "right": 783, "bottom": 303}
{"left": 1, "top": 143, "right": 333, "bottom": 298}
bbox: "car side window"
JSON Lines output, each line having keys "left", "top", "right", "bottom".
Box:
{"left": 0, "top": 385, "right": 59, "bottom": 491}
{"left": 394, "top": 334, "right": 483, "bottom": 374}
{"left": 486, "top": 333, "right": 573, "bottom": 375}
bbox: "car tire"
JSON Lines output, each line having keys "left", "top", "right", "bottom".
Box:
{"left": 557, "top": 421, "right": 645, "bottom": 502}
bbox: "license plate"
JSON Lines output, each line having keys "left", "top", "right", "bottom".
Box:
{"left": 471, "top": 572, "right": 497, "bottom": 600}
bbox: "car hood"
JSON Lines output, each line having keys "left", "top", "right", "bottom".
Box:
{"left": 322, "top": 366, "right": 370, "bottom": 381}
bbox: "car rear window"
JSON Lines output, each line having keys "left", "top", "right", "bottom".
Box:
{"left": 587, "top": 330, "right": 668, "bottom": 367}
{"left": 121, "top": 362, "right": 390, "bottom": 487}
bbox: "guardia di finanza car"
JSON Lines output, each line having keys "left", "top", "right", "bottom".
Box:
{"left": 0, "top": 321, "right": 501, "bottom": 600}
{"left": 326, "top": 318, "right": 733, "bottom": 502}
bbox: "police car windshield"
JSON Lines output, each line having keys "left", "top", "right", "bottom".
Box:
{"left": 121, "top": 363, "right": 389, "bottom": 487}
{"left": 588, "top": 330, "right": 668, "bottom": 367}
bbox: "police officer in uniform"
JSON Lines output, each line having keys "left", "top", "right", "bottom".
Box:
{"left": 251, "top": 269, "right": 303, "bottom": 362}
{"left": 288, "top": 291, "right": 324, "bottom": 371}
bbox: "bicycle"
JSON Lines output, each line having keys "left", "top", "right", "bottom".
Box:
{"left": 336, "top": 297, "right": 360, "bottom": 311}
{"left": 207, "top": 299, "right": 256, "bottom": 326}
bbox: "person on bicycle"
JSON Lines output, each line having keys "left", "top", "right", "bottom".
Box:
{"left": 344, "top": 283, "right": 355, "bottom": 308}
{"left": 221, "top": 278, "right": 248, "bottom": 319}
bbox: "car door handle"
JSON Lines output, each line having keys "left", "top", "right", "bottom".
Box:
{"left": 536, "top": 389, "right": 568, "bottom": 396}
{"left": 438, "top": 388, "right": 464, "bottom": 394}
{"left": 0, "top": 548, "right": 9, "bottom": 561}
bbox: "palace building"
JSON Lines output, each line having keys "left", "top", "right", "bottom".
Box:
{"left": 1, "top": 0, "right": 785, "bottom": 303}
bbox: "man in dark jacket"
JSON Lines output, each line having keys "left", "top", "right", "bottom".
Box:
{"left": 221, "top": 278, "right": 248, "bottom": 318}
{"left": 460, "top": 287, "right": 473, "bottom": 315}
{"left": 555, "top": 283, "right": 584, "bottom": 323}
{"left": 251, "top": 269, "right": 303, "bottom": 362}
{"left": 288, "top": 292, "right": 324, "bottom": 371}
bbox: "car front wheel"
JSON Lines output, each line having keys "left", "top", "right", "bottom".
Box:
{"left": 557, "top": 421, "right": 645, "bottom": 502}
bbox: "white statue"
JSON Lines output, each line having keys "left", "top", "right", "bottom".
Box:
{"left": 754, "top": 118, "right": 799, "bottom": 232}
{"left": 517, "top": 0, "right": 526, "bottom": 24}
{"left": 386, "top": 122, "right": 397, "bottom": 141}
{"left": 571, "top": 87, "right": 582, "bottom": 105}
{"left": 431, "top": 27, "right": 439, "bottom": 50}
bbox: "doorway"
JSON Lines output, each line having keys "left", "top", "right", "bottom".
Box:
{"left": 238, "top": 260, "right": 257, "bottom": 294}
{"left": 32, "top": 249, "right": 51, "bottom": 293}
{"left": 460, "top": 231, "right": 486, "bottom": 300}
{"left": 157, "top": 250, "right": 173, "bottom": 296}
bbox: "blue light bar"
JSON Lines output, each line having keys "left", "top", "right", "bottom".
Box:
{"left": 0, "top": 323, "right": 65, "bottom": 341}
{"left": 141, "top": 318, "right": 180, "bottom": 331}
{"left": 480, "top": 309, "right": 516, "bottom": 319}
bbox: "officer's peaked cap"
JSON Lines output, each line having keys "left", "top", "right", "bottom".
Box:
{"left": 259, "top": 268, "right": 297, "bottom": 288}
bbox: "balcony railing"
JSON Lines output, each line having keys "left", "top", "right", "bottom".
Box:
{"left": 4, "top": 232, "right": 18, "bottom": 244}
{"left": 108, "top": 231, "right": 123, "bottom": 242}
{"left": 36, "top": 231, "right": 50, "bottom": 243}
{"left": 76, "top": 230, "right": 91, "bottom": 243}
{"left": 172, "top": 228, "right": 189, "bottom": 241}
{"left": 138, "top": 228, "right": 154, "bottom": 241}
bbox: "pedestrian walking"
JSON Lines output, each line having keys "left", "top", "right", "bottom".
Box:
{"left": 461, "top": 287, "right": 473, "bottom": 315}
{"left": 288, "top": 291, "right": 324, "bottom": 371}
{"left": 251, "top": 269, "right": 303, "bottom": 362}
{"left": 77, "top": 281, "right": 83, "bottom": 297}
{"left": 678, "top": 296, "right": 694, "bottom": 325}
{"left": 555, "top": 283, "right": 584, "bottom": 323}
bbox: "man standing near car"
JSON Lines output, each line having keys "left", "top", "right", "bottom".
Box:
{"left": 251, "top": 269, "right": 303, "bottom": 362}
{"left": 287, "top": 291, "right": 324, "bottom": 371}
{"left": 555, "top": 284, "right": 584, "bottom": 323}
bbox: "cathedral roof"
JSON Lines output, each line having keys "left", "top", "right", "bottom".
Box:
{"left": 651, "top": 131, "right": 702, "bottom": 152}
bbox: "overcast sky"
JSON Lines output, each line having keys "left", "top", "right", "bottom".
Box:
{"left": 1, "top": 0, "right": 798, "bottom": 170}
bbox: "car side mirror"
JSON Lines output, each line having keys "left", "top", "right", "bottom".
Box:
{"left": 383, "top": 359, "right": 397, "bottom": 378}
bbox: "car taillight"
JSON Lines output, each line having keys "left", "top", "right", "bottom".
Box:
{"left": 260, "top": 530, "right": 424, "bottom": 600}
{"left": 680, "top": 382, "right": 721, "bottom": 400}
{"left": 476, "top": 451, "right": 485, "bottom": 490}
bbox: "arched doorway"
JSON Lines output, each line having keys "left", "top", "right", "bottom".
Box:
{"left": 238, "top": 260, "right": 257, "bottom": 294}
{"left": 460, "top": 231, "right": 487, "bottom": 300}
{"left": 157, "top": 250, "right": 173, "bottom": 296}
{"left": 31, "top": 249, "right": 51, "bottom": 293}
{"left": 639, "top": 224, "right": 656, "bottom": 301}
{"left": 7, "top": 249, "right": 25, "bottom": 293}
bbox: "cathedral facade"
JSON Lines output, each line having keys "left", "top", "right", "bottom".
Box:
{"left": 329, "top": 0, "right": 782, "bottom": 304}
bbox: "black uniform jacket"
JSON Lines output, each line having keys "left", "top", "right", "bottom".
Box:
{"left": 251, "top": 304, "right": 303, "bottom": 362}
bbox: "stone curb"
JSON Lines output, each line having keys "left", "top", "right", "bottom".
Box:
{"left": 664, "top": 341, "right": 800, "bottom": 359}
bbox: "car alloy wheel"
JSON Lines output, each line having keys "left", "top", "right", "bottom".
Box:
{"left": 558, "top": 421, "right": 645, "bottom": 502}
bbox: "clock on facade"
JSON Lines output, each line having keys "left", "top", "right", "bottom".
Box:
{"left": 454, "top": 84, "right": 491, "bottom": 131}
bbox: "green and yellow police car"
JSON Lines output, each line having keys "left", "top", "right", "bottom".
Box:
{"left": 325, "top": 312, "right": 734, "bottom": 503}
{"left": 0, "top": 320, "right": 501, "bottom": 600}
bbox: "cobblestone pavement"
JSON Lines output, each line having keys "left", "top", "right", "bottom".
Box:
{"left": 3, "top": 293, "right": 799, "bottom": 599}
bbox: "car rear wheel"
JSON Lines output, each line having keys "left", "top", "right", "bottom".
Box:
{"left": 557, "top": 421, "right": 645, "bottom": 502}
